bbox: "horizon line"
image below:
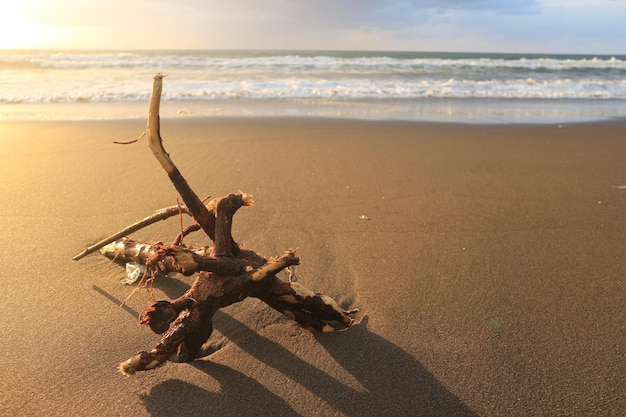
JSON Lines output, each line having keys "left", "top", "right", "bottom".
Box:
{"left": 1, "top": 47, "right": 625, "bottom": 57}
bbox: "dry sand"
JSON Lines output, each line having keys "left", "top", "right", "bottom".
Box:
{"left": 0, "top": 117, "right": 624, "bottom": 416}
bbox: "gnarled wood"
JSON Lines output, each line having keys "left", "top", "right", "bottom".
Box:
{"left": 72, "top": 204, "right": 192, "bottom": 261}
{"left": 75, "top": 73, "right": 357, "bottom": 376}
{"left": 147, "top": 73, "right": 221, "bottom": 246}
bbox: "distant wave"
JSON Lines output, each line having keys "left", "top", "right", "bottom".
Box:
{"left": 1, "top": 50, "right": 625, "bottom": 104}
{"left": 2, "top": 50, "right": 625, "bottom": 71}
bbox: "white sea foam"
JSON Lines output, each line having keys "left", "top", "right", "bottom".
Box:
{"left": 2, "top": 76, "right": 624, "bottom": 104}
{"left": 1, "top": 50, "right": 625, "bottom": 122}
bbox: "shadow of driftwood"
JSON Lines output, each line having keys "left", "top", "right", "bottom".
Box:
{"left": 178, "top": 311, "right": 477, "bottom": 417}
{"left": 122, "top": 275, "right": 475, "bottom": 416}
{"left": 152, "top": 273, "right": 193, "bottom": 300}
{"left": 316, "top": 316, "right": 477, "bottom": 416}
{"left": 140, "top": 366, "right": 301, "bottom": 417}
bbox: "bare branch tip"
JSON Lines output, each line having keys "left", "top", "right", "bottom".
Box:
{"left": 238, "top": 190, "right": 254, "bottom": 206}
{"left": 113, "top": 131, "right": 146, "bottom": 145}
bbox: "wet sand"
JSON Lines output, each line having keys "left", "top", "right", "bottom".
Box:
{"left": 0, "top": 117, "right": 624, "bottom": 416}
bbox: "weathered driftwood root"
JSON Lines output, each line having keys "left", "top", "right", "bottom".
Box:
{"left": 72, "top": 204, "right": 194, "bottom": 261}
{"left": 74, "top": 73, "right": 357, "bottom": 376}
{"left": 116, "top": 243, "right": 356, "bottom": 375}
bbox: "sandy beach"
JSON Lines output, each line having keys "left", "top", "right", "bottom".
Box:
{"left": 0, "top": 117, "right": 624, "bottom": 416}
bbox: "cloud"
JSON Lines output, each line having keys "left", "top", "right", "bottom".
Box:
{"left": 14, "top": 0, "right": 626, "bottom": 53}
{"left": 188, "top": 0, "right": 543, "bottom": 30}
{"left": 407, "top": 0, "right": 541, "bottom": 13}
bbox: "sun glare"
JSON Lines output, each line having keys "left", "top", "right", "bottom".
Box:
{"left": 0, "top": 2, "right": 67, "bottom": 49}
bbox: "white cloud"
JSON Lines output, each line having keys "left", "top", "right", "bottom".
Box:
{"left": 13, "top": 0, "right": 626, "bottom": 53}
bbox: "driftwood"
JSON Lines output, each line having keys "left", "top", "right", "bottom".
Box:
{"left": 74, "top": 73, "right": 357, "bottom": 376}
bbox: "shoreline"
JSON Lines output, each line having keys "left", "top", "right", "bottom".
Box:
{"left": 1, "top": 97, "right": 625, "bottom": 124}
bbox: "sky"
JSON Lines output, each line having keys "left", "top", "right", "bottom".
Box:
{"left": 1, "top": 0, "right": 625, "bottom": 54}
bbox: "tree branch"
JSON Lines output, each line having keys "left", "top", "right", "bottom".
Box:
{"left": 72, "top": 205, "right": 192, "bottom": 260}
{"left": 146, "top": 73, "right": 219, "bottom": 243}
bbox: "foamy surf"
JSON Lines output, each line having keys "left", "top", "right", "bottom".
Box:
{"left": 1, "top": 50, "right": 625, "bottom": 122}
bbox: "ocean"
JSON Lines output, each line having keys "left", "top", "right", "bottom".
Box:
{"left": 1, "top": 49, "right": 625, "bottom": 123}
